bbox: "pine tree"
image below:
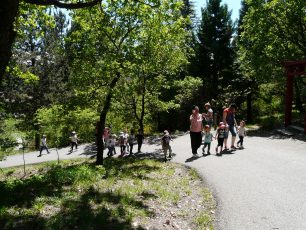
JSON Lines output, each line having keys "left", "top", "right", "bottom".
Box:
{"left": 195, "top": 0, "right": 234, "bottom": 101}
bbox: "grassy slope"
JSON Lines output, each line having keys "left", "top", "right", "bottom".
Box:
{"left": 0, "top": 157, "right": 215, "bottom": 229}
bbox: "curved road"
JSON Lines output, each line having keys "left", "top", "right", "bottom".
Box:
{"left": 172, "top": 134, "right": 306, "bottom": 230}
{"left": 1, "top": 133, "right": 306, "bottom": 229}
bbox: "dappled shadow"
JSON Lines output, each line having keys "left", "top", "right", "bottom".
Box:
{"left": 247, "top": 127, "right": 306, "bottom": 142}
{"left": 145, "top": 132, "right": 185, "bottom": 145}
{"left": 48, "top": 187, "right": 149, "bottom": 230}
{"left": 103, "top": 156, "right": 164, "bottom": 180}
{"left": 0, "top": 163, "right": 100, "bottom": 209}
{"left": 0, "top": 186, "right": 149, "bottom": 230}
{"left": 0, "top": 158, "right": 163, "bottom": 229}
{"left": 81, "top": 144, "right": 97, "bottom": 157}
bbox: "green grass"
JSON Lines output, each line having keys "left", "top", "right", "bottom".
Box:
{"left": 0, "top": 158, "right": 215, "bottom": 229}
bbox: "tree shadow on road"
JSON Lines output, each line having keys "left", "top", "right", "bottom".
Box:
{"left": 247, "top": 127, "right": 306, "bottom": 142}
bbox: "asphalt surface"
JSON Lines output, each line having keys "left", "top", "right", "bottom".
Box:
{"left": 171, "top": 134, "right": 306, "bottom": 230}
{"left": 1, "top": 133, "right": 306, "bottom": 229}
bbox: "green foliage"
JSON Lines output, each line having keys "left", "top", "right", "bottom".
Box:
{"left": 238, "top": 0, "right": 305, "bottom": 82}
{"left": 174, "top": 76, "right": 203, "bottom": 105}
{"left": 0, "top": 118, "right": 26, "bottom": 160}
{"left": 194, "top": 0, "right": 235, "bottom": 99}
{"left": 0, "top": 158, "right": 215, "bottom": 229}
{"left": 36, "top": 105, "right": 98, "bottom": 147}
{"left": 6, "top": 66, "right": 39, "bottom": 84}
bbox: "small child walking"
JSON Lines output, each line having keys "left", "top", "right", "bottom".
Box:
{"left": 106, "top": 134, "right": 116, "bottom": 157}
{"left": 38, "top": 134, "right": 50, "bottom": 157}
{"left": 237, "top": 120, "right": 246, "bottom": 148}
{"left": 119, "top": 131, "right": 127, "bottom": 156}
{"left": 161, "top": 130, "right": 172, "bottom": 161}
{"left": 215, "top": 124, "right": 226, "bottom": 156}
{"left": 202, "top": 125, "right": 213, "bottom": 155}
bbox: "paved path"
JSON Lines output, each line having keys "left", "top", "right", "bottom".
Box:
{"left": 1, "top": 134, "right": 306, "bottom": 229}
{"left": 171, "top": 134, "right": 306, "bottom": 230}
{"left": 0, "top": 144, "right": 95, "bottom": 168}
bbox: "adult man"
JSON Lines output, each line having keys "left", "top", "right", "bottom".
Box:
{"left": 223, "top": 103, "right": 238, "bottom": 150}
{"left": 190, "top": 105, "right": 203, "bottom": 155}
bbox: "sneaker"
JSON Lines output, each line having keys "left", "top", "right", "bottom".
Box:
{"left": 37, "top": 155, "right": 42, "bottom": 157}
{"left": 231, "top": 146, "right": 237, "bottom": 150}
{"left": 207, "top": 151, "right": 211, "bottom": 155}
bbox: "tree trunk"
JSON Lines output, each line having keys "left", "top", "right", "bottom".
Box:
{"left": 246, "top": 92, "right": 253, "bottom": 123}
{"left": 0, "top": 0, "right": 19, "bottom": 85}
{"left": 96, "top": 72, "right": 121, "bottom": 165}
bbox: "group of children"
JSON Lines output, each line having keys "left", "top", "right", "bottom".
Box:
{"left": 202, "top": 120, "right": 246, "bottom": 156}
{"left": 104, "top": 129, "right": 144, "bottom": 157}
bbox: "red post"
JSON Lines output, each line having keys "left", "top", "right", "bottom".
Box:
{"left": 304, "top": 113, "right": 306, "bottom": 134}
{"left": 285, "top": 74, "right": 294, "bottom": 127}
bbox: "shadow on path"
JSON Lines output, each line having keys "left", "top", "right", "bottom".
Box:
{"left": 247, "top": 127, "right": 305, "bottom": 142}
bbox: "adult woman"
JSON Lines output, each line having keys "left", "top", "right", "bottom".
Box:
{"left": 203, "top": 102, "right": 214, "bottom": 128}
{"left": 190, "top": 106, "right": 203, "bottom": 155}
{"left": 223, "top": 103, "right": 238, "bottom": 150}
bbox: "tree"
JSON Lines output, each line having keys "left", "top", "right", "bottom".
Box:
{"left": 192, "top": 0, "right": 234, "bottom": 103}
{"left": 112, "top": 3, "right": 191, "bottom": 132}
{"left": 0, "top": 0, "right": 100, "bottom": 85}
{"left": 238, "top": 0, "right": 306, "bottom": 115}
{"left": 2, "top": 6, "right": 72, "bottom": 148}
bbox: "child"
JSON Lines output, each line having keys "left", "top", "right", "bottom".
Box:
{"left": 103, "top": 127, "right": 111, "bottom": 149}
{"left": 202, "top": 125, "right": 213, "bottom": 155}
{"left": 106, "top": 134, "right": 116, "bottom": 157}
{"left": 38, "top": 134, "right": 50, "bottom": 157}
{"left": 119, "top": 131, "right": 127, "bottom": 156}
{"left": 128, "top": 130, "right": 136, "bottom": 155}
{"left": 124, "top": 130, "right": 130, "bottom": 153}
{"left": 223, "top": 124, "right": 229, "bottom": 150}
{"left": 70, "top": 131, "right": 79, "bottom": 151}
{"left": 161, "top": 130, "right": 172, "bottom": 161}
{"left": 237, "top": 120, "right": 246, "bottom": 148}
{"left": 215, "top": 124, "right": 226, "bottom": 156}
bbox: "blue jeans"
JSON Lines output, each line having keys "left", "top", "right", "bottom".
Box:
{"left": 229, "top": 125, "right": 237, "bottom": 137}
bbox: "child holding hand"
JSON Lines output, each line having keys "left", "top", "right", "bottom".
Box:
{"left": 202, "top": 125, "right": 213, "bottom": 155}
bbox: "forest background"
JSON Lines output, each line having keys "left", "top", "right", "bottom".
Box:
{"left": 0, "top": 0, "right": 305, "bottom": 164}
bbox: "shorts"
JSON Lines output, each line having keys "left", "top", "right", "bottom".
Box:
{"left": 229, "top": 125, "right": 237, "bottom": 137}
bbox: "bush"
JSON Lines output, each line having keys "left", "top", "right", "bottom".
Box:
{"left": 36, "top": 105, "right": 99, "bottom": 147}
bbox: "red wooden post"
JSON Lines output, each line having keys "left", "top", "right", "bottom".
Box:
{"left": 304, "top": 113, "right": 306, "bottom": 134}
{"left": 285, "top": 74, "right": 294, "bottom": 127}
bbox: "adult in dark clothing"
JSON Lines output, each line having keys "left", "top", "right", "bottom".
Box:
{"left": 136, "top": 129, "right": 144, "bottom": 153}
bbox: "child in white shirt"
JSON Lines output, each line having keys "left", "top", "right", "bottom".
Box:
{"left": 237, "top": 120, "right": 246, "bottom": 148}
